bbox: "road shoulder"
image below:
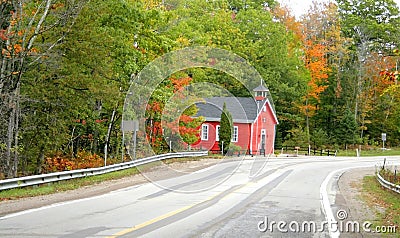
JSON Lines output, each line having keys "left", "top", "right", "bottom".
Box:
{"left": 335, "top": 167, "right": 380, "bottom": 237}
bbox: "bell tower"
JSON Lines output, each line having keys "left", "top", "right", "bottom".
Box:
{"left": 253, "top": 81, "right": 269, "bottom": 101}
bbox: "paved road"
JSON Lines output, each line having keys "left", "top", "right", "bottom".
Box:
{"left": 0, "top": 156, "right": 398, "bottom": 238}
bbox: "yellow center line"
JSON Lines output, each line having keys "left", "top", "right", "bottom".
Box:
{"left": 107, "top": 176, "right": 269, "bottom": 237}
{"left": 106, "top": 190, "right": 224, "bottom": 238}
{"left": 107, "top": 204, "right": 194, "bottom": 238}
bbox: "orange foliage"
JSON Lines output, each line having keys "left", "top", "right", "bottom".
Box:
{"left": 43, "top": 157, "right": 75, "bottom": 172}
{"left": 170, "top": 76, "right": 192, "bottom": 92}
{"left": 42, "top": 151, "right": 105, "bottom": 173}
{"left": 13, "top": 44, "right": 22, "bottom": 54}
{"left": 272, "top": 5, "right": 304, "bottom": 42}
{"left": 302, "top": 39, "right": 330, "bottom": 115}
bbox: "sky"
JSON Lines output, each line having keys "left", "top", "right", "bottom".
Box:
{"left": 278, "top": 0, "right": 400, "bottom": 19}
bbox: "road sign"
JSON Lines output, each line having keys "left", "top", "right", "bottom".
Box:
{"left": 122, "top": 120, "right": 139, "bottom": 132}
{"left": 121, "top": 120, "right": 139, "bottom": 160}
{"left": 382, "top": 133, "right": 387, "bottom": 142}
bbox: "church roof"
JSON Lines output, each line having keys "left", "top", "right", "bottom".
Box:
{"left": 195, "top": 97, "right": 270, "bottom": 123}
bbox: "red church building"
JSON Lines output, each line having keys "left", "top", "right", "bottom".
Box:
{"left": 192, "top": 84, "right": 278, "bottom": 155}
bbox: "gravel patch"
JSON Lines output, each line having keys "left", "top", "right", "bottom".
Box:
{"left": 335, "top": 168, "right": 380, "bottom": 238}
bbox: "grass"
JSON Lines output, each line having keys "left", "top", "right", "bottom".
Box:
{"left": 361, "top": 175, "right": 400, "bottom": 235}
{"left": 0, "top": 156, "right": 214, "bottom": 201}
{"left": 336, "top": 147, "right": 400, "bottom": 157}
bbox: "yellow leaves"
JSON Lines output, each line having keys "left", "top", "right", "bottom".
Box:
{"left": 141, "top": 0, "right": 163, "bottom": 10}
{"left": 176, "top": 36, "right": 190, "bottom": 47}
{"left": 364, "top": 120, "right": 372, "bottom": 124}
{"left": 381, "top": 84, "right": 400, "bottom": 97}
{"left": 299, "top": 104, "right": 317, "bottom": 117}
{"left": 10, "top": 20, "right": 17, "bottom": 27}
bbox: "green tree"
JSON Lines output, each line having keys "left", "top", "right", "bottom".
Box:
{"left": 334, "top": 109, "right": 359, "bottom": 149}
{"left": 219, "top": 102, "right": 232, "bottom": 154}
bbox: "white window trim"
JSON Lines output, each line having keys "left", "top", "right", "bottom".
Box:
{"left": 261, "top": 129, "right": 266, "bottom": 136}
{"left": 216, "top": 125, "right": 220, "bottom": 141}
{"left": 201, "top": 124, "right": 209, "bottom": 141}
{"left": 232, "top": 126, "right": 238, "bottom": 142}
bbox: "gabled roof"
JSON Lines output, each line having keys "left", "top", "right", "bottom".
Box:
{"left": 195, "top": 97, "right": 276, "bottom": 124}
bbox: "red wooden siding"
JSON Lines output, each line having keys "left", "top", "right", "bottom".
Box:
{"left": 192, "top": 99, "right": 278, "bottom": 155}
{"left": 250, "top": 103, "right": 277, "bottom": 154}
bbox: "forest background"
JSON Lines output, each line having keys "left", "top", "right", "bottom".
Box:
{"left": 1, "top": 0, "right": 399, "bottom": 178}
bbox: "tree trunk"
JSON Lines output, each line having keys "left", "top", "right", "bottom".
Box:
{"left": 104, "top": 108, "right": 116, "bottom": 166}
{"left": 12, "top": 84, "right": 20, "bottom": 177}
{"left": 305, "top": 97, "right": 311, "bottom": 146}
{"left": 35, "top": 146, "right": 45, "bottom": 175}
{"left": 6, "top": 104, "right": 15, "bottom": 178}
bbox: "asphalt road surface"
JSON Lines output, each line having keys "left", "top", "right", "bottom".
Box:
{"left": 0, "top": 156, "right": 398, "bottom": 238}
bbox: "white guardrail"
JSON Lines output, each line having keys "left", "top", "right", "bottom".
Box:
{"left": 376, "top": 172, "right": 400, "bottom": 194}
{"left": 0, "top": 151, "right": 208, "bottom": 191}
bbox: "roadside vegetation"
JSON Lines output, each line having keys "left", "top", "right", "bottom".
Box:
{"left": 0, "top": 156, "right": 214, "bottom": 201}
{"left": 0, "top": 166, "right": 140, "bottom": 201}
{"left": 361, "top": 176, "right": 400, "bottom": 235}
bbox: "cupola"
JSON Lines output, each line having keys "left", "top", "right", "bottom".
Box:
{"left": 253, "top": 81, "right": 269, "bottom": 101}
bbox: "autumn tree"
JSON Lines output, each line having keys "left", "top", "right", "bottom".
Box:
{"left": 301, "top": 39, "right": 330, "bottom": 144}
{"left": 336, "top": 0, "right": 400, "bottom": 142}
{"left": 275, "top": 1, "right": 330, "bottom": 145}
{"left": 0, "top": 0, "right": 86, "bottom": 178}
{"left": 147, "top": 74, "right": 204, "bottom": 153}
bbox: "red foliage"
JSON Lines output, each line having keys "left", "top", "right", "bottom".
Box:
{"left": 42, "top": 151, "right": 104, "bottom": 173}
{"left": 0, "top": 29, "right": 7, "bottom": 41}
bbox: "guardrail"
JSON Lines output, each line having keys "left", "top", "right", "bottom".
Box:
{"left": 376, "top": 172, "right": 400, "bottom": 194}
{"left": 0, "top": 151, "right": 208, "bottom": 191}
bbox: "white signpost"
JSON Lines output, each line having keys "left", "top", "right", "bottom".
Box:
{"left": 382, "top": 133, "right": 387, "bottom": 150}
{"left": 122, "top": 120, "right": 139, "bottom": 160}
